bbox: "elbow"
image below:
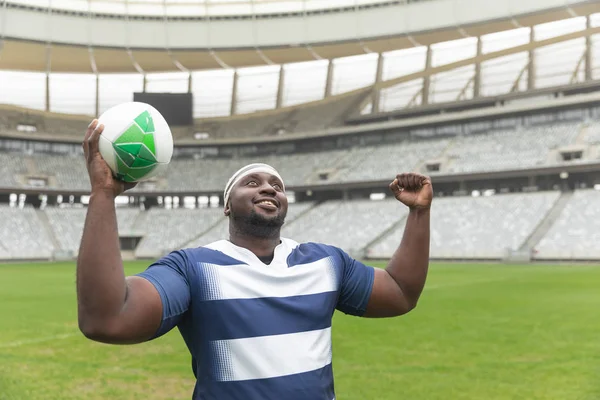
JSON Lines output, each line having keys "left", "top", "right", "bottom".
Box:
{"left": 404, "top": 292, "right": 423, "bottom": 313}
{"left": 78, "top": 317, "right": 104, "bottom": 341}
{"left": 395, "top": 283, "right": 423, "bottom": 316}
{"left": 404, "top": 299, "right": 418, "bottom": 314}
{"left": 78, "top": 315, "right": 120, "bottom": 343}
{"left": 392, "top": 295, "right": 419, "bottom": 317}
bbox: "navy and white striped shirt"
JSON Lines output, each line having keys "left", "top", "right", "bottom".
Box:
{"left": 137, "top": 238, "right": 375, "bottom": 400}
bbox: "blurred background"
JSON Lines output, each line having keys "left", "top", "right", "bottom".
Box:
{"left": 1, "top": 0, "right": 600, "bottom": 262}
{"left": 1, "top": 2, "right": 600, "bottom": 398}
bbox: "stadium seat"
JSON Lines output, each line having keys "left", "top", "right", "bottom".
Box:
{"left": 535, "top": 190, "right": 600, "bottom": 260}
{"left": 368, "top": 191, "right": 560, "bottom": 259}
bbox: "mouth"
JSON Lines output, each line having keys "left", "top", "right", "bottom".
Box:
{"left": 254, "top": 198, "right": 279, "bottom": 211}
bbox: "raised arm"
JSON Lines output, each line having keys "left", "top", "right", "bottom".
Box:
{"left": 76, "top": 120, "right": 162, "bottom": 344}
{"left": 364, "top": 173, "right": 432, "bottom": 318}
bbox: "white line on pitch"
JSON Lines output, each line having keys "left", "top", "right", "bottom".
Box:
{"left": 0, "top": 333, "right": 79, "bottom": 349}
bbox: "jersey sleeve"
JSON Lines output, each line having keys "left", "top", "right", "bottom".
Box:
{"left": 136, "top": 250, "right": 192, "bottom": 339}
{"left": 334, "top": 247, "right": 375, "bottom": 317}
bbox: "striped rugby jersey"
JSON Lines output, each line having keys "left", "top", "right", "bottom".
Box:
{"left": 137, "top": 237, "right": 375, "bottom": 400}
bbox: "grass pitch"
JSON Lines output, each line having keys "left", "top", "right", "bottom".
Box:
{"left": 0, "top": 261, "right": 599, "bottom": 400}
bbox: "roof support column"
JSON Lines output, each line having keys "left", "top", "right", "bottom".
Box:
{"left": 585, "top": 15, "right": 593, "bottom": 82}
{"left": 45, "top": 72, "right": 50, "bottom": 112}
{"left": 473, "top": 36, "right": 482, "bottom": 98}
{"left": 324, "top": 59, "right": 334, "bottom": 98}
{"left": 422, "top": 45, "right": 432, "bottom": 105}
{"left": 527, "top": 27, "right": 536, "bottom": 91}
{"left": 44, "top": 43, "right": 51, "bottom": 112}
{"left": 276, "top": 65, "right": 285, "bottom": 109}
{"left": 230, "top": 70, "right": 239, "bottom": 115}
{"left": 43, "top": 2, "right": 53, "bottom": 113}
{"left": 371, "top": 52, "right": 384, "bottom": 113}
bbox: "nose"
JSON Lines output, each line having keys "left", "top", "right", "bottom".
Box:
{"left": 259, "top": 182, "right": 276, "bottom": 195}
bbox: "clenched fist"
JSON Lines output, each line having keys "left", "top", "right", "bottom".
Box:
{"left": 389, "top": 173, "right": 433, "bottom": 210}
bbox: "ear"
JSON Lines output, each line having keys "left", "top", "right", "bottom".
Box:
{"left": 224, "top": 204, "right": 230, "bottom": 217}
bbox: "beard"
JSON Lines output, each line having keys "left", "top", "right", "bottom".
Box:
{"left": 230, "top": 208, "right": 286, "bottom": 239}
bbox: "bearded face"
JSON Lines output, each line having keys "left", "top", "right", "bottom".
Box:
{"left": 225, "top": 172, "right": 288, "bottom": 239}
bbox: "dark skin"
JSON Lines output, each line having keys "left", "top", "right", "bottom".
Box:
{"left": 77, "top": 119, "right": 432, "bottom": 345}
{"left": 77, "top": 120, "right": 161, "bottom": 344}
{"left": 365, "top": 174, "right": 432, "bottom": 317}
{"left": 224, "top": 172, "right": 288, "bottom": 264}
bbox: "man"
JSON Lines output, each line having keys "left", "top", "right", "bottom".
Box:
{"left": 77, "top": 120, "right": 432, "bottom": 399}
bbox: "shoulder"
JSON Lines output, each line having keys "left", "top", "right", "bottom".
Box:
{"left": 284, "top": 239, "right": 350, "bottom": 266}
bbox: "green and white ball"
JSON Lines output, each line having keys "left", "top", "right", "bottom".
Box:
{"left": 97, "top": 102, "right": 173, "bottom": 183}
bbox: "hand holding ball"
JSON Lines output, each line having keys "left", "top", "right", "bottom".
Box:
{"left": 97, "top": 102, "right": 174, "bottom": 183}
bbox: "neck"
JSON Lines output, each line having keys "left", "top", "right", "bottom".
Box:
{"left": 229, "top": 229, "right": 281, "bottom": 260}
{"left": 227, "top": 210, "right": 285, "bottom": 262}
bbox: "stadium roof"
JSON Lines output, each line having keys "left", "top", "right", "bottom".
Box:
{"left": 7, "top": 0, "right": 414, "bottom": 16}
{"left": 1, "top": 0, "right": 599, "bottom": 72}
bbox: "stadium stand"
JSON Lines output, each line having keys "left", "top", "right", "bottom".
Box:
{"left": 45, "top": 207, "right": 142, "bottom": 254}
{"left": 44, "top": 207, "right": 87, "bottom": 254}
{"left": 0, "top": 152, "right": 28, "bottom": 188}
{"left": 444, "top": 123, "right": 583, "bottom": 174}
{"left": 285, "top": 91, "right": 369, "bottom": 134}
{"left": 534, "top": 190, "right": 600, "bottom": 260}
{"left": 284, "top": 198, "right": 407, "bottom": 257}
{"left": 2, "top": 116, "right": 600, "bottom": 261}
{"left": 183, "top": 215, "right": 230, "bottom": 249}
{"left": 0, "top": 205, "right": 55, "bottom": 259}
{"left": 584, "top": 120, "right": 600, "bottom": 145}
{"left": 0, "top": 242, "right": 9, "bottom": 260}
{"left": 34, "top": 154, "right": 89, "bottom": 191}
{"left": 133, "top": 207, "right": 225, "bottom": 258}
{"left": 367, "top": 191, "right": 561, "bottom": 260}
{"left": 19, "top": 190, "right": 585, "bottom": 262}
{"left": 188, "top": 91, "right": 368, "bottom": 140}
{"left": 194, "top": 113, "right": 292, "bottom": 140}
{"left": 1, "top": 6, "right": 600, "bottom": 264}
{"left": 2, "top": 116, "right": 599, "bottom": 193}
{"left": 338, "top": 139, "right": 452, "bottom": 183}
{"left": 116, "top": 208, "right": 143, "bottom": 235}
{"left": 0, "top": 106, "right": 87, "bottom": 138}
{"left": 158, "top": 149, "right": 351, "bottom": 192}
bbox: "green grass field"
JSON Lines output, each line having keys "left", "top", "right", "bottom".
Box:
{"left": 1, "top": 261, "right": 599, "bottom": 400}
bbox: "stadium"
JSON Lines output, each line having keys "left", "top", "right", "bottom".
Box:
{"left": 1, "top": 0, "right": 600, "bottom": 399}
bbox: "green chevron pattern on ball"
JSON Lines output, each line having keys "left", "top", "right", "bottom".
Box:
{"left": 112, "top": 110, "right": 158, "bottom": 182}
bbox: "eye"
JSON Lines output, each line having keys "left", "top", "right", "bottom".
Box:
{"left": 246, "top": 180, "right": 258, "bottom": 186}
{"left": 272, "top": 182, "right": 283, "bottom": 191}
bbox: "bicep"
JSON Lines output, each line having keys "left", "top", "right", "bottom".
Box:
{"left": 363, "top": 268, "right": 411, "bottom": 318}
{"left": 101, "top": 252, "right": 192, "bottom": 344}
{"left": 104, "top": 276, "right": 164, "bottom": 344}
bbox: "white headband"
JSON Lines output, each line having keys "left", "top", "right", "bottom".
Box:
{"left": 223, "top": 163, "right": 285, "bottom": 207}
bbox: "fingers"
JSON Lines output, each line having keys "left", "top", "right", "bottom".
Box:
{"left": 82, "top": 120, "right": 98, "bottom": 158}
{"left": 393, "top": 173, "right": 430, "bottom": 191}
{"left": 396, "top": 173, "right": 414, "bottom": 191}
{"left": 409, "top": 174, "right": 417, "bottom": 189}
{"left": 85, "top": 122, "right": 104, "bottom": 163}
{"left": 84, "top": 119, "right": 98, "bottom": 142}
{"left": 389, "top": 178, "right": 401, "bottom": 195}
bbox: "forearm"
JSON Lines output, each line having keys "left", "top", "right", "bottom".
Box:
{"left": 385, "top": 207, "right": 430, "bottom": 309}
{"left": 76, "top": 190, "right": 127, "bottom": 331}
